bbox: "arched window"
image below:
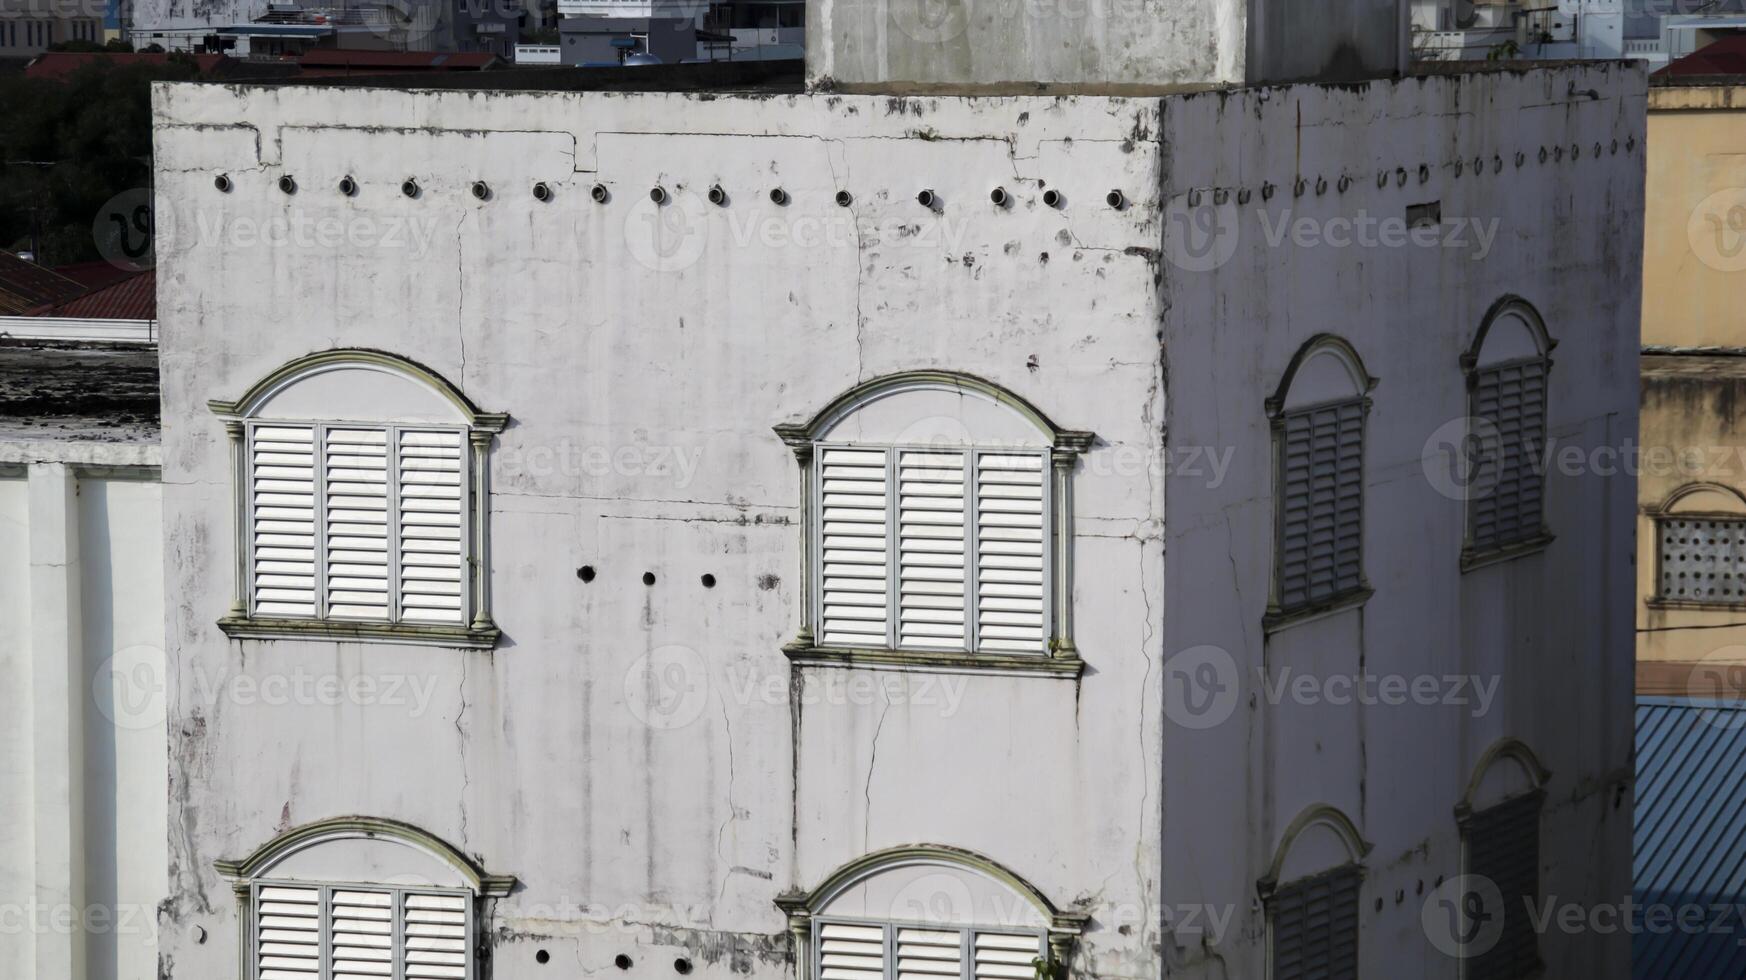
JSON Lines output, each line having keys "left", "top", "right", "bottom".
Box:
{"left": 209, "top": 351, "right": 508, "bottom": 647}
{"left": 1647, "top": 483, "right": 1746, "bottom": 606}
{"left": 215, "top": 816, "right": 516, "bottom": 980}
{"left": 1265, "top": 337, "right": 1375, "bottom": 626}
{"left": 1259, "top": 805, "right": 1368, "bottom": 980}
{"left": 775, "top": 372, "right": 1093, "bottom": 672}
{"left": 1454, "top": 739, "right": 1549, "bottom": 978}
{"left": 1461, "top": 298, "right": 1555, "bottom": 565}
{"left": 774, "top": 846, "right": 1088, "bottom": 980}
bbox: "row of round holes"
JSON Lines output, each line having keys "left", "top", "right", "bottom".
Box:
{"left": 576, "top": 566, "right": 716, "bottom": 589}
{"left": 533, "top": 950, "right": 688, "bottom": 972}
{"left": 213, "top": 173, "right": 1127, "bottom": 211}
{"left": 1182, "top": 137, "right": 1638, "bottom": 205}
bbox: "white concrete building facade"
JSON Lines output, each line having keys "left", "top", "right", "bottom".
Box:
{"left": 150, "top": 43, "right": 1641, "bottom": 980}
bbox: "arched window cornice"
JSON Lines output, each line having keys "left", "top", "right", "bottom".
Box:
{"left": 1258, "top": 804, "right": 1370, "bottom": 898}
{"left": 208, "top": 348, "right": 508, "bottom": 432}
{"left": 213, "top": 815, "right": 516, "bottom": 897}
{"left": 1650, "top": 481, "right": 1746, "bottom": 518}
{"left": 1457, "top": 737, "right": 1551, "bottom": 819}
{"left": 1461, "top": 296, "right": 1556, "bottom": 374}
{"left": 773, "top": 371, "right": 1095, "bottom": 457}
{"left": 1266, "top": 335, "right": 1377, "bottom": 418}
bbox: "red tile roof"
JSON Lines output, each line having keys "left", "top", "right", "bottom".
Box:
{"left": 23, "top": 52, "right": 233, "bottom": 81}
{"left": 52, "top": 260, "right": 137, "bottom": 293}
{"left": 1656, "top": 35, "right": 1746, "bottom": 77}
{"left": 0, "top": 252, "right": 87, "bottom": 316}
{"left": 45, "top": 269, "right": 156, "bottom": 321}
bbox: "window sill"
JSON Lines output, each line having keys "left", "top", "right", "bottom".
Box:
{"left": 782, "top": 642, "right": 1084, "bottom": 678}
{"left": 1643, "top": 597, "right": 1746, "bottom": 613}
{"left": 1263, "top": 586, "right": 1374, "bottom": 634}
{"left": 1460, "top": 531, "right": 1555, "bottom": 572}
{"left": 218, "top": 616, "right": 500, "bottom": 649}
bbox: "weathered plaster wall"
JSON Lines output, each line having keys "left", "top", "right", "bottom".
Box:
{"left": 151, "top": 85, "right": 1166, "bottom": 980}
{"left": 1158, "top": 65, "right": 1642, "bottom": 978}
{"left": 0, "top": 464, "right": 167, "bottom": 980}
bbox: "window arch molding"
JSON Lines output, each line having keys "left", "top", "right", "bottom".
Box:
{"left": 216, "top": 816, "right": 517, "bottom": 980}
{"left": 1454, "top": 738, "right": 1549, "bottom": 978}
{"left": 1457, "top": 736, "right": 1550, "bottom": 819}
{"left": 773, "top": 845, "right": 1089, "bottom": 980}
{"left": 1258, "top": 805, "right": 1369, "bottom": 980}
{"left": 1459, "top": 297, "right": 1556, "bottom": 567}
{"left": 210, "top": 349, "right": 509, "bottom": 648}
{"left": 775, "top": 371, "right": 1095, "bottom": 675}
{"left": 1265, "top": 336, "right": 1376, "bottom": 629}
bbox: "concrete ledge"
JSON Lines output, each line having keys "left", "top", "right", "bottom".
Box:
{"left": 217, "top": 616, "right": 501, "bottom": 649}
{"left": 783, "top": 643, "right": 1084, "bottom": 678}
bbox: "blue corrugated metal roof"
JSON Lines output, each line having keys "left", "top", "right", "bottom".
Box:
{"left": 1634, "top": 697, "right": 1746, "bottom": 979}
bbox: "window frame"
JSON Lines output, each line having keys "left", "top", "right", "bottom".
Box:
{"left": 809, "top": 913, "right": 1049, "bottom": 980}
{"left": 776, "top": 371, "right": 1094, "bottom": 678}
{"left": 807, "top": 438, "right": 1054, "bottom": 659}
{"left": 1264, "top": 335, "right": 1376, "bottom": 631}
{"left": 1645, "top": 484, "right": 1746, "bottom": 610}
{"left": 248, "top": 877, "right": 478, "bottom": 980}
{"left": 211, "top": 349, "right": 508, "bottom": 649}
{"left": 242, "top": 416, "right": 473, "bottom": 627}
{"left": 1459, "top": 297, "right": 1556, "bottom": 570}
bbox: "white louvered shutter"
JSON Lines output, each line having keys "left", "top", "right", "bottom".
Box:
{"left": 975, "top": 453, "right": 1046, "bottom": 653}
{"left": 255, "top": 885, "right": 321, "bottom": 980}
{"left": 403, "top": 892, "right": 471, "bottom": 980}
{"left": 1278, "top": 400, "right": 1364, "bottom": 610}
{"left": 818, "top": 447, "right": 890, "bottom": 648}
{"left": 896, "top": 928, "right": 962, "bottom": 980}
{"left": 251, "top": 425, "right": 318, "bottom": 617}
{"left": 818, "top": 922, "right": 886, "bottom": 980}
{"left": 329, "top": 888, "right": 395, "bottom": 980}
{"left": 398, "top": 430, "right": 466, "bottom": 624}
{"left": 971, "top": 932, "right": 1041, "bottom": 980}
{"left": 325, "top": 428, "right": 391, "bottom": 619}
{"left": 897, "top": 450, "right": 968, "bottom": 651}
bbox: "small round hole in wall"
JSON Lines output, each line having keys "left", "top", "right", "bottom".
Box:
{"left": 708, "top": 184, "right": 727, "bottom": 206}
{"left": 533, "top": 182, "right": 553, "bottom": 202}
{"left": 701, "top": 574, "right": 716, "bottom": 588}
{"left": 834, "top": 189, "right": 853, "bottom": 207}
{"left": 338, "top": 175, "right": 357, "bottom": 197}
{"left": 472, "top": 180, "right": 492, "bottom": 201}
{"left": 616, "top": 955, "right": 634, "bottom": 970}
{"left": 916, "top": 188, "right": 936, "bottom": 209}
{"left": 1105, "top": 189, "right": 1126, "bottom": 209}
{"left": 592, "top": 183, "right": 610, "bottom": 203}
{"left": 642, "top": 572, "right": 656, "bottom": 586}
{"left": 989, "top": 187, "right": 1009, "bottom": 208}
{"left": 536, "top": 950, "right": 551, "bottom": 965}
{"left": 650, "top": 186, "right": 668, "bottom": 205}
{"left": 769, "top": 187, "right": 789, "bottom": 206}
{"left": 1041, "top": 188, "right": 1062, "bottom": 209}
{"left": 674, "top": 959, "right": 693, "bottom": 975}
{"left": 278, "top": 175, "right": 298, "bottom": 195}
{"left": 214, "top": 174, "right": 232, "bottom": 193}
{"left": 402, "top": 178, "right": 421, "bottom": 198}
{"left": 578, "top": 566, "right": 596, "bottom": 583}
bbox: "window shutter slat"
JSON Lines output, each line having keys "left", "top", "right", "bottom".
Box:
{"left": 328, "top": 888, "right": 394, "bottom": 980}
{"left": 818, "top": 922, "right": 887, "bottom": 980}
{"left": 251, "top": 426, "right": 318, "bottom": 617}
{"left": 1471, "top": 361, "right": 1547, "bottom": 552}
{"left": 971, "top": 931, "right": 1042, "bottom": 980}
{"left": 1466, "top": 793, "right": 1541, "bottom": 977}
{"left": 820, "top": 448, "right": 890, "bottom": 647}
{"left": 899, "top": 450, "right": 968, "bottom": 651}
{"left": 325, "top": 428, "right": 391, "bottom": 620}
{"left": 1270, "top": 866, "right": 1361, "bottom": 980}
{"left": 398, "top": 430, "right": 465, "bottom": 624}
{"left": 256, "top": 885, "right": 321, "bottom": 980}
{"left": 896, "top": 927, "right": 962, "bottom": 980}
{"left": 976, "top": 454, "right": 1045, "bottom": 653}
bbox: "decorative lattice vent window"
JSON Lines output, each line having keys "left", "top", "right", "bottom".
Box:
{"left": 1463, "top": 300, "right": 1554, "bottom": 562}
{"left": 210, "top": 351, "right": 507, "bottom": 647}
{"left": 776, "top": 373, "right": 1093, "bottom": 670}
{"left": 1657, "top": 518, "right": 1746, "bottom": 603}
{"left": 1269, "top": 865, "right": 1361, "bottom": 980}
{"left": 1268, "top": 337, "right": 1374, "bottom": 624}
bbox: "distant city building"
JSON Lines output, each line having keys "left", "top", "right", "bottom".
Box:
{"left": 127, "top": 0, "right": 523, "bottom": 57}
{"left": 1412, "top": 0, "right": 1746, "bottom": 68}
{"left": 0, "top": 0, "right": 104, "bottom": 60}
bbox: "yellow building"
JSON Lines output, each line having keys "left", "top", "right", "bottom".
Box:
{"left": 1639, "top": 80, "right": 1746, "bottom": 694}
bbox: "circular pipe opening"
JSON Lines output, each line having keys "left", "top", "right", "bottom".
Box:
{"left": 674, "top": 959, "right": 693, "bottom": 975}
{"left": 650, "top": 186, "right": 668, "bottom": 205}
{"left": 577, "top": 565, "right": 596, "bottom": 583}
{"left": 989, "top": 187, "right": 1009, "bottom": 208}
{"left": 401, "top": 178, "right": 420, "bottom": 198}
{"left": 916, "top": 189, "right": 936, "bottom": 209}
{"left": 591, "top": 183, "right": 610, "bottom": 204}
{"left": 1105, "top": 189, "right": 1125, "bottom": 209}
{"left": 533, "top": 182, "right": 553, "bottom": 202}
{"left": 769, "top": 187, "right": 789, "bottom": 206}
{"left": 472, "top": 180, "right": 491, "bottom": 201}
{"left": 642, "top": 572, "right": 657, "bottom": 586}
{"left": 701, "top": 574, "right": 716, "bottom": 589}
{"left": 708, "top": 185, "right": 727, "bottom": 206}
{"left": 615, "top": 955, "right": 634, "bottom": 970}
{"left": 278, "top": 175, "right": 297, "bottom": 195}
{"left": 834, "top": 189, "right": 852, "bottom": 207}
{"left": 338, "top": 175, "right": 357, "bottom": 197}
{"left": 536, "top": 949, "right": 550, "bottom": 965}
{"left": 1041, "top": 188, "right": 1062, "bottom": 209}
{"left": 214, "top": 174, "right": 232, "bottom": 193}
